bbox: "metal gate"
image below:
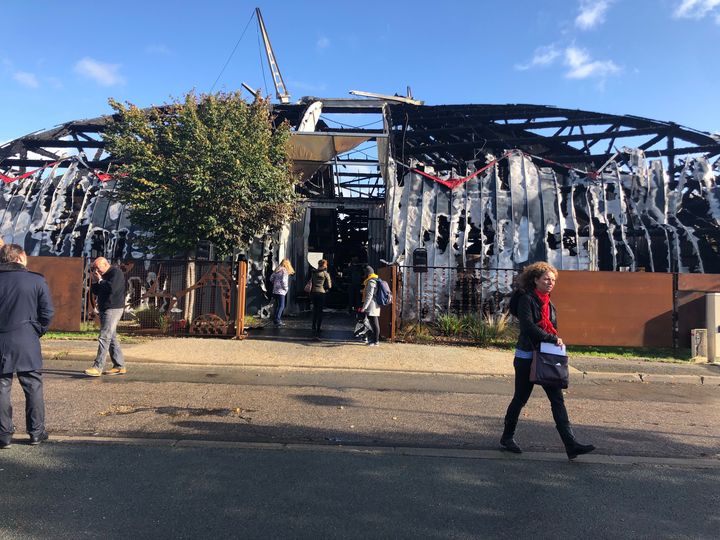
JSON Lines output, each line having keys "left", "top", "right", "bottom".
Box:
{"left": 83, "top": 259, "right": 247, "bottom": 337}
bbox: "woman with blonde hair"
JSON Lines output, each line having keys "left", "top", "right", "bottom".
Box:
{"left": 501, "top": 261, "right": 595, "bottom": 460}
{"left": 270, "top": 259, "right": 295, "bottom": 326}
{"left": 309, "top": 259, "right": 332, "bottom": 336}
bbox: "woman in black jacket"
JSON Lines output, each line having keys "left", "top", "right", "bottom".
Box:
{"left": 309, "top": 259, "right": 332, "bottom": 336}
{"left": 501, "top": 262, "right": 595, "bottom": 460}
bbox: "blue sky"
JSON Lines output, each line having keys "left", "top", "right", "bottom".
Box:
{"left": 1, "top": 0, "right": 719, "bottom": 143}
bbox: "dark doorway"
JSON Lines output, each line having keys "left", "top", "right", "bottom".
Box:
{"left": 307, "top": 207, "right": 369, "bottom": 310}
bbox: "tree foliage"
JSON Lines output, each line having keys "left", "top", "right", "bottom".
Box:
{"left": 104, "top": 91, "right": 297, "bottom": 258}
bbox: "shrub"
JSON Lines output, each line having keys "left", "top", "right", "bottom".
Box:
{"left": 399, "top": 321, "right": 435, "bottom": 343}
{"left": 135, "top": 306, "right": 164, "bottom": 329}
{"left": 80, "top": 320, "right": 98, "bottom": 332}
{"left": 482, "top": 312, "right": 511, "bottom": 342}
{"left": 435, "top": 314, "right": 464, "bottom": 336}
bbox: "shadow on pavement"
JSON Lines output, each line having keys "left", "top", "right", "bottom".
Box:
{"left": 2, "top": 440, "right": 718, "bottom": 539}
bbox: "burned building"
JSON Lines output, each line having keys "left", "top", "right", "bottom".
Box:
{"left": 2, "top": 99, "right": 719, "bottom": 320}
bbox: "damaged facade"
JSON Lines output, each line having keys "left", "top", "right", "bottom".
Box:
{"left": 2, "top": 101, "right": 719, "bottom": 321}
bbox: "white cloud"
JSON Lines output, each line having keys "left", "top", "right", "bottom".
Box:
{"left": 316, "top": 36, "right": 330, "bottom": 50}
{"left": 564, "top": 46, "right": 620, "bottom": 78}
{"left": 13, "top": 71, "right": 39, "bottom": 88}
{"left": 74, "top": 57, "right": 125, "bottom": 86}
{"left": 515, "top": 45, "right": 561, "bottom": 70}
{"left": 673, "top": 0, "right": 720, "bottom": 19}
{"left": 575, "top": 0, "right": 613, "bottom": 29}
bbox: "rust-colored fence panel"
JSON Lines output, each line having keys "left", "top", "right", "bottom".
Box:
{"left": 378, "top": 265, "right": 397, "bottom": 340}
{"left": 678, "top": 274, "right": 720, "bottom": 292}
{"left": 676, "top": 274, "right": 720, "bottom": 347}
{"left": 552, "top": 271, "right": 674, "bottom": 347}
{"left": 26, "top": 256, "right": 83, "bottom": 332}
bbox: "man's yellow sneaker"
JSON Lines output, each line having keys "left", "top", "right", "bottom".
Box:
{"left": 105, "top": 367, "right": 127, "bottom": 375}
{"left": 84, "top": 367, "right": 102, "bottom": 377}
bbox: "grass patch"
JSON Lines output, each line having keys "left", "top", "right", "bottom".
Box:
{"left": 243, "top": 315, "right": 263, "bottom": 329}
{"left": 43, "top": 331, "right": 140, "bottom": 343}
{"left": 567, "top": 345, "right": 692, "bottom": 362}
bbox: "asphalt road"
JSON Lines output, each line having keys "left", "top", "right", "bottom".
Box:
{"left": 9, "top": 359, "right": 716, "bottom": 458}
{"left": 1, "top": 360, "right": 718, "bottom": 539}
{"left": 1, "top": 441, "right": 718, "bottom": 539}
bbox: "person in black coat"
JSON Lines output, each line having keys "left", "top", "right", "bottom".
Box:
{"left": 0, "top": 244, "right": 54, "bottom": 448}
{"left": 84, "top": 257, "right": 126, "bottom": 377}
{"left": 501, "top": 261, "right": 595, "bottom": 460}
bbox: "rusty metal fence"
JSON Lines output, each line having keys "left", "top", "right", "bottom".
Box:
{"left": 397, "top": 266, "right": 518, "bottom": 323}
{"left": 82, "top": 259, "right": 245, "bottom": 337}
{"left": 396, "top": 266, "right": 720, "bottom": 348}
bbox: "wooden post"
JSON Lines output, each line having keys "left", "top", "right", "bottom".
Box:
{"left": 235, "top": 260, "right": 248, "bottom": 339}
{"left": 378, "top": 265, "right": 397, "bottom": 341}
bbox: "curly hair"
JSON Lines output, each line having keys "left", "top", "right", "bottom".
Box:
{"left": 515, "top": 261, "right": 558, "bottom": 292}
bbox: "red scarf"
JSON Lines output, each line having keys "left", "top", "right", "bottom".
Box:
{"left": 534, "top": 290, "right": 558, "bottom": 335}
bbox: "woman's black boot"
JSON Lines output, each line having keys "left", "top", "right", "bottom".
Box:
{"left": 557, "top": 423, "right": 595, "bottom": 460}
{"left": 500, "top": 420, "right": 522, "bottom": 454}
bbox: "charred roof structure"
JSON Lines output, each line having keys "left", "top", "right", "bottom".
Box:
{"left": 2, "top": 99, "right": 720, "bottom": 317}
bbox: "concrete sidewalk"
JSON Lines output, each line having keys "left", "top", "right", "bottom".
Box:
{"left": 40, "top": 336, "right": 720, "bottom": 386}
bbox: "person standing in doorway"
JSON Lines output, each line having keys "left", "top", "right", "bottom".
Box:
{"left": 310, "top": 259, "right": 332, "bottom": 337}
{"left": 0, "top": 244, "right": 54, "bottom": 448}
{"left": 270, "top": 258, "right": 295, "bottom": 326}
{"left": 84, "top": 257, "right": 127, "bottom": 377}
{"left": 359, "top": 265, "right": 381, "bottom": 346}
{"left": 500, "top": 261, "right": 595, "bottom": 460}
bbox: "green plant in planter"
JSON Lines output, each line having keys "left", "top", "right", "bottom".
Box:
{"left": 464, "top": 316, "right": 490, "bottom": 344}
{"left": 158, "top": 314, "right": 171, "bottom": 334}
{"left": 134, "top": 306, "right": 164, "bottom": 329}
{"left": 400, "top": 321, "right": 434, "bottom": 343}
{"left": 80, "top": 320, "right": 98, "bottom": 332}
{"left": 435, "top": 314, "right": 464, "bottom": 336}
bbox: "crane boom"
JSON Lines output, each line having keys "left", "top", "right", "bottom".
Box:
{"left": 256, "top": 8, "right": 290, "bottom": 104}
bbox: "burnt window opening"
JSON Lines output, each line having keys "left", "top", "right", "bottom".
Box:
{"left": 436, "top": 215, "right": 450, "bottom": 253}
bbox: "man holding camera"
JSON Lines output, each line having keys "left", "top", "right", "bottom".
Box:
{"left": 84, "top": 257, "right": 127, "bottom": 377}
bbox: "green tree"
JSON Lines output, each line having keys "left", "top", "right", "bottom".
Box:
{"left": 104, "top": 91, "right": 297, "bottom": 258}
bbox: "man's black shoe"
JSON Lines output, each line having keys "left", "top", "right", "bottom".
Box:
{"left": 29, "top": 432, "right": 49, "bottom": 446}
{"left": 0, "top": 440, "right": 11, "bottom": 449}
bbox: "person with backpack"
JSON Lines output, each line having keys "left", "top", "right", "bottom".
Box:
{"left": 359, "top": 265, "right": 381, "bottom": 346}
{"left": 501, "top": 261, "right": 595, "bottom": 460}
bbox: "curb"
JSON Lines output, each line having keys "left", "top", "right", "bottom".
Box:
{"left": 34, "top": 435, "right": 720, "bottom": 469}
{"left": 580, "top": 371, "right": 720, "bottom": 386}
{"left": 42, "top": 353, "right": 720, "bottom": 386}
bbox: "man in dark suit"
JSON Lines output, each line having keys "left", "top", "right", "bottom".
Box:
{"left": 0, "top": 244, "right": 54, "bottom": 449}
{"left": 84, "top": 257, "right": 126, "bottom": 377}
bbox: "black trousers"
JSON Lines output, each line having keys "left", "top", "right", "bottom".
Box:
{"left": 504, "top": 357, "right": 569, "bottom": 428}
{"left": 367, "top": 315, "right": 380, "bottom": 344}
{"left": 0, "top": 370, "right": 45, "bottom": 443}
{"left": 310, "top": 292, "right": 326, "bottom": 331}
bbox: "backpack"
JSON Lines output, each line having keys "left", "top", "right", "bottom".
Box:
{"left": 375, "top": 277, "right": 393, "bottom": 306}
